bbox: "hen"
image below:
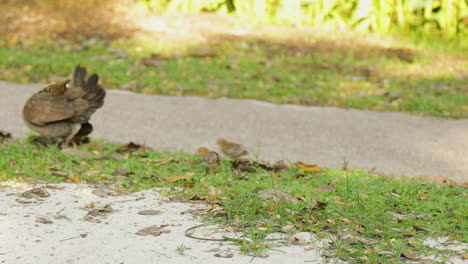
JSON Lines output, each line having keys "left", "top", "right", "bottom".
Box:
{"left": 23, "top": 65, "right": 105, "bottom": 146}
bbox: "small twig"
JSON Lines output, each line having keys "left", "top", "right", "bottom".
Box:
{"left": 59, "top": 236, "right": 80, "bottom": 242}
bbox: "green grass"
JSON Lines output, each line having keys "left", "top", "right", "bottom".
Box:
{"left": 0, "top": 36, "right": 466, "bottom": 119}
{"left": 1, "top": 138, "right": 466, "bottom": 263}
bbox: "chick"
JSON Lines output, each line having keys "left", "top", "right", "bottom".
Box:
{"left": 198, "top": 147, "right": 221, "bottom": 173}
{"left": 216, "top": 138, "right": 248, "bottom": 160}
{"left": 23, "top": 65, "right": 105, "bottom": 147}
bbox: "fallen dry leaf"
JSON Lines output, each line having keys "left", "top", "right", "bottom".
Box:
{"left": 401, "top": 251, "right": 418, "bottom": 260}
{"left": 138, "top": 210, "right": 162, "bottom": 216}
{"left": 188, "top": 47, "right": 217, "bottom": 58}
{"left": 135, "top": 225, "right": 171, "bottom": 236}
{"left": 183, "top": 182, "right": 195, "bottom": 188}
{"left": 67, "top": 175, "right": 82, "bottom": 183}
{"left": 295, "top": 161, "right": 321, "bottom": 173}
{"left": 116, "top": 142, "right": 151, "bottom": 154}
{"left": 114, "top": 168, "right": 134, "bottom": 176}
{"left": 413, "top": 225, "right": 427, "bottom": 232}
{"left": 166, "top": 176, "right": 191, "bottom": 183}
{"left": 21, "top": 188, "right": 50, "bottom": 198}
{"left": 232, "top": 160, "right": 257, "bottom": 173}
{"left": 315, "top": 200, "right": 329, "bottom": 209}
{"left": 154, "top": 157, "right": 177, "bottom": 166}
{"left": 49, "top": 168, "right": 68, "bottom": 177}
{"left": 83, "top": 204, "right": 113, "bottom": 221}
{"left": 61, "top": 148, "right": 93, "bottom": 158}
{"left": 214, "top": 253, "right": 234, "bottom": 258}
{"left": 271, "top": 160, "right": 290, "bottom": 172}
{"left": 36, "top": 217, "right": 53, "bottom": 224}
{"left": 84, "top": 202, "right": 95, "bottom": 208}
{"left": 258, "top": 189, "right": 299, "bottom": 204}
{"left": 281, "top": 223, "right": 295, "bottom": 233}
{"left": 92, "top": 153, "right": 125, "bottom": 161}
{"left": 414, "top": 175, "right": 457, "bottom": 186}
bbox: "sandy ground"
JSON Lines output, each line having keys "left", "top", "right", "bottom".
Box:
{"left": 1, "top": 182, "right": 466, "bottom": 264}
{"left": 0, "top": 182, "right": 340, "bottom": 264}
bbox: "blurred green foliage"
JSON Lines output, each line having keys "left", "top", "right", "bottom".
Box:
{"left": 142, "top": 0, "right": 467, "bottom": 39}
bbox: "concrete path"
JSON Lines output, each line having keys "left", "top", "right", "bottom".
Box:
{"left": 1, "top": 81, "right": 467, "bottom": 184}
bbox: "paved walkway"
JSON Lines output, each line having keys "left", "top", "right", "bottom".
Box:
{"left": 1, "top": 81, "right": 467, "bottom": 184}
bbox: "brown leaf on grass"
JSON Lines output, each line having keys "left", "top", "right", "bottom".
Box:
{"left": 21, "top": 188, "right": 50, "bottom": 198}
{"left": 114, "top": 168, "right": 134, "bottom": 176}
{"left": 166, "top": 176, "right": 191, "bottom": 183}
{"left": 271, "top": 160, "right": 290, "bottom": 172}
{"left": 61, "top": 148, "right": 93, "bottom": 158}
{"left": 153, "top": 157, "right": 177, "bottom": 166}
{"left": 462, "top": 253, "right": 468, "bottom": 260}
{"left": 295, "top": 161, "right": 321, "bottom": 173}
{"left": 116, "top": 142, "right": 152, "bottom": 154}
{"left": 281, "top": 223, "right": 295, "bottom": 233}
{"left": 183, "top": 182, "right": 195, "bottom": 188}
{"left": 315, "top": 200, "right": 329, "bottom": 209}
{"left": 413, "top": 225, "right": 427, "bottom": 232}
{"left": 232, "top": 160, "right": 257, "bottom": 173}
{"left": 135, "top": 225, "right": 170, "bottom": 236}
{"left": 67, "top": 175, "right": 82, "bottom": 183}
{"left": 138, "top": 210, "right": 162, "bottom": 216}
{"left": 36, "top": 217, "right": 53, "bottom": 224}
{"left": 258, "top": 189, "right": 299, "bottom": 204}
{"left": 401, "top": 251, "right": 418, "bottom": 260}
{"left": 141, "top": 58, "right": 164, "bottom": 68}
{"left": 186, "top": 194, "right": 203, "bottom": 201}
{"left": 93, "top": 153, "right": 124, "bottom": 162}
{"left": 257, "top": 160, "right": 290, "bottom": 172}
{"left": 214, "top": 253, "right": 234, "bottom": 258}
{"left": 414, "top": 175, "right": 457, "bottom": 186}
{"left": 188, "top": 47, "right": 217, "bottom": 58}
{"left": 49, "top": 168, "right": 68, "bottom": 177}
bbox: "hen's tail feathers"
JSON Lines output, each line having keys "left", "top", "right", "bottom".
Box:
{"left": 80, "top": 73, "right": 106, "bottom": 121}
{"left": 72, "top": 65, "right": 87, "bottom": 88}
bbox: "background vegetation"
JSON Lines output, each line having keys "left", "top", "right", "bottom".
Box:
{"left": 143, "top": 0, "right": 467, "bottom": 40}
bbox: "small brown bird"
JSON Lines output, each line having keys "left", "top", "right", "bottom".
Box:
{"left": 216, "top": 138, "right": 248, "bottom": 160}
{"left": 198, "top": 147, "right": 221, "bottom": 173}
{"left": 23, "top": 65, "right": 105, "bottom": 146}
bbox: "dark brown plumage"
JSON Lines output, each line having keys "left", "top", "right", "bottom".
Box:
{"left": 23, "top": 65, "right": 105, "bottom": 146}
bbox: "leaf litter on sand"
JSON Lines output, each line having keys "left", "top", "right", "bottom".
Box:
{"left": 135, "top": 225, "right": 171, "bottom": 236}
